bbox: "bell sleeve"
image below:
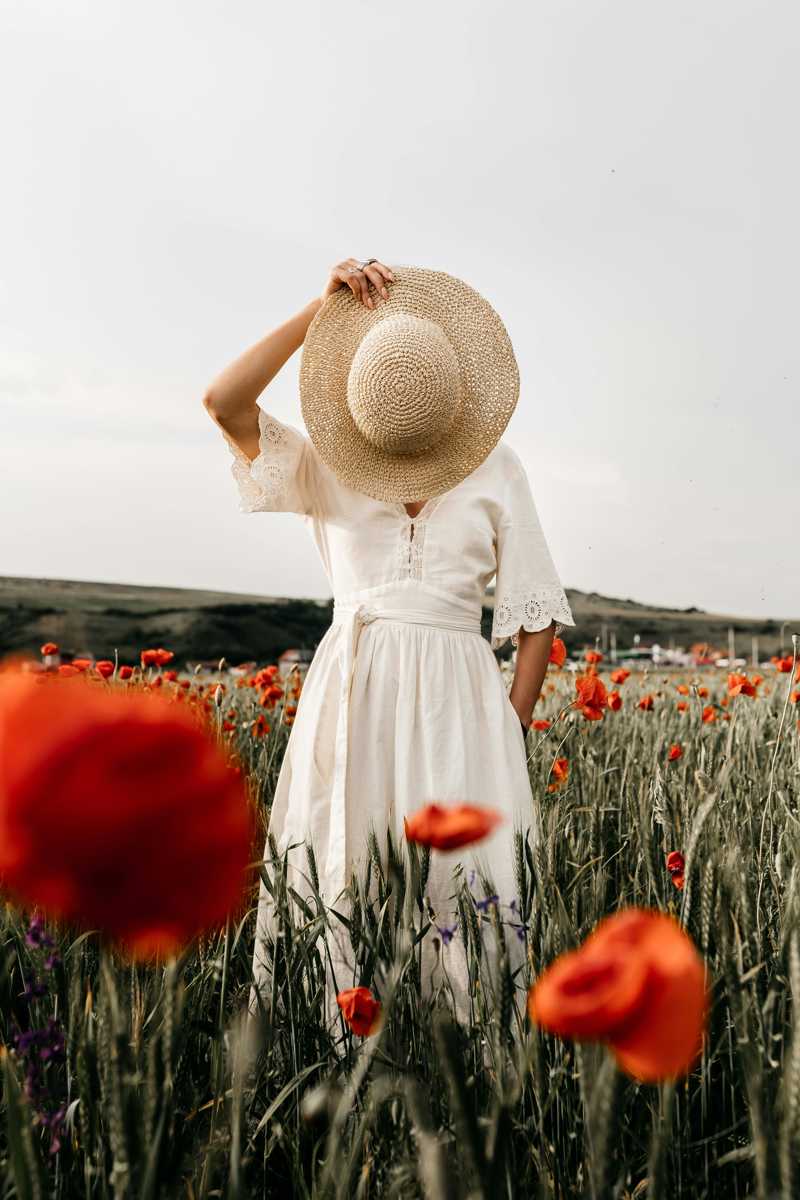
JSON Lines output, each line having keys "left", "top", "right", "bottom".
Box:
{"left": 218, "top": 404, "right": 321, "bottom": 517}
{"left": 490, "top": 452, "right": 576, "bottom": 651}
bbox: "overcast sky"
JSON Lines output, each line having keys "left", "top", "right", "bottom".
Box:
{"left": 2, "top": 1, "right": 797, "bottom": 621}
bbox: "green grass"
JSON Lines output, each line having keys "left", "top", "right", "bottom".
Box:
{"left": 1, "top": 657, "right": 799, "bottom": 1198}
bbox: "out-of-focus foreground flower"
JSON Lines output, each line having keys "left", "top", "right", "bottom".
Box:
{"left": 527, "top": 908, "right": 709, "bottom": 1082}
{"left": 0, "top": 669, "right": 255, "bottom": 960}
{"left": 403, "top": 803, "right": 503, "bottom": 850}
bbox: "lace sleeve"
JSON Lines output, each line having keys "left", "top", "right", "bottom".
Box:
{"left": 219, "top": 406, "right": 318, "bottom": 516}
{"left": 490, "top": 453, "right": 576, "bottom": 651}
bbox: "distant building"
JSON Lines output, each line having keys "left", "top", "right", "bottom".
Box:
{"left": 229, "top": 661, "right": 258, "bottom": 678}
{"left": 278, "top": 648, "right": 314, "bottom": 679}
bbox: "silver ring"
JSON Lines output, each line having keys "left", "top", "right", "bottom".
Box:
{"left": 360, "top": 258, "right": 377, "bottom": 269}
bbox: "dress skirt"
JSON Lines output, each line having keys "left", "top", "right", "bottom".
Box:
{"left": 248, "top": 579, "right": 540, "bottom": 1027}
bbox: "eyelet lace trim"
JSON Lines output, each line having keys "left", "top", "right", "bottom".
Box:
{"left": 491, "top": 584, "right": 576, "bottom": 650}
{"left": 221, "top": 409, "right": 299, "bottom": 513}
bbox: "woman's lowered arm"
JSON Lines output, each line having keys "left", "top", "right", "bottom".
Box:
{"left": 508, "top": 622, "right": 557, "bottom": 728}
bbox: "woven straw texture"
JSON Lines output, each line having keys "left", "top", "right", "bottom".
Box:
{"left": 299, "top": 266, "right": 520, "bottom": 503}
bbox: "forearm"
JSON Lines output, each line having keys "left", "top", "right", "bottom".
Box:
{"left": 203, "top": 297, "right": 322, "bottom": 420}
{"left": 508, "top": 622, "right": 555, "bottom": 726}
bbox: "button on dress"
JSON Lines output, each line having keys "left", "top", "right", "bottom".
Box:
{"left": 219, "top": 404, "right": 576, "bottom": 1024}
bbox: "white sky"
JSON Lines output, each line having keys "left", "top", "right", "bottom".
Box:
{"left": 2, "top": 1, "right": 798, "bottom": 620}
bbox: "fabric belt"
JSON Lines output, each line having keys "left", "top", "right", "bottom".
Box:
{"left": 324, "top": 598, "right": 483, "bottom": 897}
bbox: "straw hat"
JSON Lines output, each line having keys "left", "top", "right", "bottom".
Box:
{"left": 299, "top": 266, "right": 519, "bottom": 503}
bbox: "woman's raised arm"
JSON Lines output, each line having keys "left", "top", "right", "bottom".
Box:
{"left": 202, "top": 258, "right": 394, "bottom": 462}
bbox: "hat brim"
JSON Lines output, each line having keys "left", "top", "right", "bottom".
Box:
{"left": 299, "top": 266, "right": 520, "bottom": 503}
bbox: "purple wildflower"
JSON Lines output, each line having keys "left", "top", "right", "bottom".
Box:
{"left": 435, "top": 923, "right": 458, "bottom": 946}
{"left": 9, "top": 1016, "right": 67, "bottom": 1155}
{"left": 473, "top": 893, "right": 499, "bottom": 914}
{"left": 21, "top": 976, "right": 48, "bottom": 1004}
{"left": 25, "top": 913, "right": 54, "bottom": 950}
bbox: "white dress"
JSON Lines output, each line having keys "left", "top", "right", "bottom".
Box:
{"left": 219, "top": 404, "right": 576, "bottom": 1023}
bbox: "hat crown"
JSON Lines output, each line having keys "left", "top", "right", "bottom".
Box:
{"left": 346, "top": 313, "right": 463, "bottom": 456}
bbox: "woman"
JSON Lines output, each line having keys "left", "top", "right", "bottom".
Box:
{"left": 203, "top": 258, "right": 576, "bottom": 1024}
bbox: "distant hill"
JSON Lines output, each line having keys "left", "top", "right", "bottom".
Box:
{"left": 0, "top": 576, "right": 795, "bottom": 667}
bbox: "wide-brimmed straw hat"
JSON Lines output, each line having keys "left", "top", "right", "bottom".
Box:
{"left": 299, "top": 266, "right": 519, "bottom": 503}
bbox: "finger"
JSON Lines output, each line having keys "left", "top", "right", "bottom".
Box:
{"left": 341, "top": 268, "right": 365, "bottom": 304}
{"left": 351, "top": 268, "right": 372, "bottom": 308}
{"left": 371, "top": 261, "right": 395, "bottom": 284}
{"left": 370, "top": 261, "right": 395, "bottom": 283}
{"left": 364, "top": 264, "right": 389, "bottom": 301}
{"left": 332, "top": 268, "right": 355, "bottom": 294}
{"left": 333, "top": 267, "right": 361, "bottom": 300}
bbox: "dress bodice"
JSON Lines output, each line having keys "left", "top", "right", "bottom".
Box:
{"left": 220, "top": 405, "right": 575, "bottom": 649}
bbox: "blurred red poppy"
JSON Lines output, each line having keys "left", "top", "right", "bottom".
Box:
{"left": 549, "top": 638, "right": 567, "bottom": 667}
{"left": 403, "top": 803, "right": 502, "bottom": 850}
{"left": 140, "top": 648, "right": 175, "bottom": 668}
{"left": 528, "top": 908, "right": 708, "bottom": 1082}
{"left": 0, "top": 670, "right": 254, "bottom": 961}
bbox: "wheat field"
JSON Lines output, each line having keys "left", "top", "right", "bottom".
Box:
{"left": 1, "top": 642, "right": 799, "bottom": 1199}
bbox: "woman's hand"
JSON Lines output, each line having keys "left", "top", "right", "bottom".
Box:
{"left": 321, "top": 258, "right": 395, "bottom": 310}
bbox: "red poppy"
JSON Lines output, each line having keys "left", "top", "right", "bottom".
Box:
{"left": 0, "top": 671, "right": 254, "bottom": 961}
{"left": 549, "top": 638, "right": 567, "bottom": 667}
{"left": 574, "top": 673, "right": 608, "bottom": 721}
{"left": 528, "top": 908, "right": 708, "bottom": 1082}
{"left": 585, "top": 650, "right": 604, "bottom": 665}
{"left": 40, "top": 643, "right": 59, "bottom": 657}
{"left": 676, "top": 701, "right": 688, "bottom": 713}
{"left": 666, "top": 851, "right": 685, "bottom": 890}
{"left": 638, "top": 694, "right": 654, "bottom": 711}
{"left": 547, "top": 757, "right": 569, "bottom": 792}
{"left": 140, "top": 648, "right": 175, "bottom": 669}
{"left": 607, "top": 690, "right": 622, "bottom": 712}
{"left": 728, "top": 673, "right": 756, "bottom": 697}
{"left": 667, "top": 743, "right": 683, "bottom": 762}
{"left": 118, "top": 666, "right": 134, "bottom": 681}
{"left": 71, "top": 658, "right": 92, "bottom": 672}
{"left": 610, "top": 668, "right": 630, "bottom": 686}
{"left": 95, "top": 661, "right": 115, "bottom": 679}
{"left": 774, "top": 656, "right": 794, "bottom": 673}
{"left": 532, "top": 719, "right": 551, "bottom": 731}
{"left": 403, "top": 803, "right": 503, "bottom": 850}
{"left": 697, "top": 686, "right": 709, "bottom": 699}
{"left": 701, "top": 705, "right": 716, "bottom": 724}
{"left": 676, "top": 684, "right": 690, "bottom": 696}
{"left": 336, "top": 987, "right": 382, "bottom": 1036}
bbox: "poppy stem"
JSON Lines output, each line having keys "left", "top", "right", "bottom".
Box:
{"left": 646, "top": 1080, "right": 675, "bottom": 1200}
{"left": 584, "top": 1049, "right": 623, "bottom": 1200}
